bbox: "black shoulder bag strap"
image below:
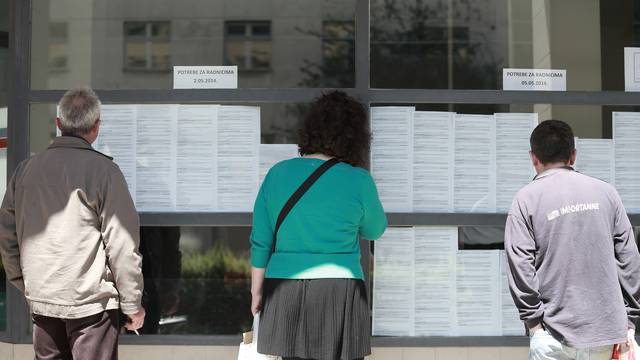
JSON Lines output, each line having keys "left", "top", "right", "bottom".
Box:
{"left": 271, "top": 158, "right": 340, "bottom": 254}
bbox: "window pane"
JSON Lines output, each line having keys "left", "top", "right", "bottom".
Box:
{"left": 151, "top": 22, "right": 170, "bottom": 38}
{"left": 250, "top": 23, "right": 271, "bottom": 37}
{"left": 371, "top": 226, "right": 517, "bottom": 337}
{"left": 30, "top": 102, "right": 302, "bottom": 213}
{"left": 369, "top": 103, "right": 640, "bottom": 218}
{"left": 30, "top": 102, "right": 302, "bottom": 155}
{"left": 459, "top": 227, "right": 504, "bottom": 249}
{"left": 49, "top": 22, "right": 68, "bottom": 39}
{"left": 31, "top": 0, "right": 356, "bottom": 89}
{"left": 125, "top": 43, "right": 148, "bottom": 69}
{"left": 225, "top": 40, "right": 249, "bottom": 69}
{"left": 318, "top": 21, "right": 355, "bottom": 88}
{"left": 138, "top": 226, "right": 252, "bottom": 335}
{"left": 151, "top": 42, "right": 172, "bottom": 70}
{"left": 371, "top": 0, "right": 637, "bottom": 90}
{"left": 223, "top": 22, "right": 272, "bottom": 71}
{"left": 374, "top": 103, "right": 640, "bottom": 139}
{"left": 249, "top": 41, "right": 272, "bottom": 70}
{"left": 226, "top": 23, "right": 247, "bottom": 37}
{"left": 125, "top": 22, "right": 148, "bottom": 37}
{"left": 324, "top": 21, "right": 354, "bottom": 39}
{"left": 49, "top": 43, "right": 68, "bottom": 71}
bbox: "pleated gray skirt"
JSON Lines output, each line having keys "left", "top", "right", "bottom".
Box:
{"left": 257, "top": 278, "right": 370, "bottom": 360}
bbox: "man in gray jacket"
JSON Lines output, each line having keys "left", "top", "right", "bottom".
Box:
{"left": 505, "top": 120, "right": 640, "bottom": 360}
{"left": 0, "top": 88, "right": 145, "bottom": 359}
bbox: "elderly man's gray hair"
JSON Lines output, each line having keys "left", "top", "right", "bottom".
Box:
{"left": 58, "top": 87, "right": 101, "bottom": 135}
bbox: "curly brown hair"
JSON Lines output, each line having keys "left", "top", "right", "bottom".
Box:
{"left": 297, "top": 91, "right": 370, "bottom": 167}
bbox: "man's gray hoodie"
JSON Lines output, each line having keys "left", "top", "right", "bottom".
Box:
{"left": 505, "top": 167, "right": 640, "bottom": 348}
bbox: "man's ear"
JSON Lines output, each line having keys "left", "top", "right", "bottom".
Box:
{"left": 529, "top": 150, "right": 539, "bottom": 168}
{"left": 93, "top": 119, "right": 101, "bottom": 134}
{"left": 569, "top": 148, "right": 577, "bottom": 166}
{"left": 55, "top": 117, "right": 62, "bottom": 131}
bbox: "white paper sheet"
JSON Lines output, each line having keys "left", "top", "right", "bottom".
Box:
{"left": 613, "top": 112, "right": 640, "bottom": 212}
{"left": 453, "top": 115, "right": 496, "bottom": 212}
{"left": 217, "top": 106, "right": 260, "bottom": 211}
{"left": 624, "top": 48, "right": 640, "bottom": 92}
{"left": 575, "top": 139, "right": 614, "bottom": 184}
{"left": 372, "top": 227, "right": 415, "bottom": 336}
{"left": 259, "top": 144, "right": 299, "bottom": 183}
{"left": 495, "top": 113, "right": 538, "bottom": 212}
{"left": 371, "top": 107, "right": 414, "bottom": 212}
{"left": 455, "top": 251, "right": 500, "bottom": 336}
{"left": 176, "top": 105, "right": 217, "bottom": 211}
{"left": 135, "top": 105, "right": 177, "bottom": 211}
{"left": 94, "top": 105, "right": 138, "bottom": 201}
{"left": 414, "top": 227, "right": 457, "bottom": 336}
{"left": 413, "top": 112, "right": 454, "bottom": 212}
{"left": 500, "top": 250, "right": 524, "bottom": 335}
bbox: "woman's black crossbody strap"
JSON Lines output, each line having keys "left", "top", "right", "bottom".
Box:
{"left": 271, "top": 158, "right": 340, "bottom": 253}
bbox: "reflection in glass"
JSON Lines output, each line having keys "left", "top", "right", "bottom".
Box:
{"left": 224, "top": 22, "right": 272, "bottom": 72}
{"left": 371, "top": 0, "right": 638, "bottom": 91}
{"left": 137, "top": 226, "right": 252, "bottom": 335}
{"left": 459, "top": 227, "right": 504, "bottom": 250}
{"left": 139, "top": 227, "right": 182, "bottom": 334}
{"left": 371, "top": 0, "right": 500, "bottom": 89}
{"left": 124, "top": 22, "right": 171, "bottom": 71}
{"left": 319, "top": 21, "right": 355, "bottom": 88}
{"left": 31, "top": 0, "right": 355, "bottom": 89}
{"left": 48, "top": 22, "right": 68, "bottom": 71}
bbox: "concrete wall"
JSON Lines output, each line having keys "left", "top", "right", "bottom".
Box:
{"left": 0, "top": 343, "right": 530, "bottom": 360}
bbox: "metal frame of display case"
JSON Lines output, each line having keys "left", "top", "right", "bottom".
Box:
{"left": 6, "top": 0, "right": 640, "bottom": 346}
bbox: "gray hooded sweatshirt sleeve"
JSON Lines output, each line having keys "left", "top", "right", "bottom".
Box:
{"left": 505, "top": 168, "right": 640, "bottom": 348}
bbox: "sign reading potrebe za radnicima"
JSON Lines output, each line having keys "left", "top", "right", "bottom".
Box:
{"left": 503, "top": 68, "right": 566, "bottom": 91}
{"left": 173, "top": 66, "right": 238, "bottom": 89}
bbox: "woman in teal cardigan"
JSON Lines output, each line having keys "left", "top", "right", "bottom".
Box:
{"left": 250, "top": 91, "right": 387, "bottom": 360}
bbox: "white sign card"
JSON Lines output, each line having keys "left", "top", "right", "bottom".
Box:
{"left": 0, "top": 107, "right": 7, "bottom": 129}
{"left": 173, "top": 66, "right": 238, "bottom": 89}
{"left": 503, "top": 68, "right": 566, "bottom": 91}
{"left": 624, "top": 48, "right": 640, "bottom": 92}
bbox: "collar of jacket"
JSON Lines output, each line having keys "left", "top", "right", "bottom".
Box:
{"left": 48, "top": 136, "right": 113, "bottom": 160}
{"left": 533, "top": 166, "right": 574, "bottom": 181}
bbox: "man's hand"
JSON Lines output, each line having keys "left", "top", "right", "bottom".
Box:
{"left": 125, "top": 307, "right": 146, "bottom": 331}
{"left": 615, "top": 329, "right": 635, "bottom": 360}
{"left": 529, "top": 323, "right": 544, "bottom": 335}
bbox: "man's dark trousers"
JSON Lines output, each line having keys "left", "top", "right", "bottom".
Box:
{"left": 32, "top": 310, "right": 119, "bottom": 360}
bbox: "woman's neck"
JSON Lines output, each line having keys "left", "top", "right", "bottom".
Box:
{"left": 302, "top": 153, "right": 332, "bottom": 160}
